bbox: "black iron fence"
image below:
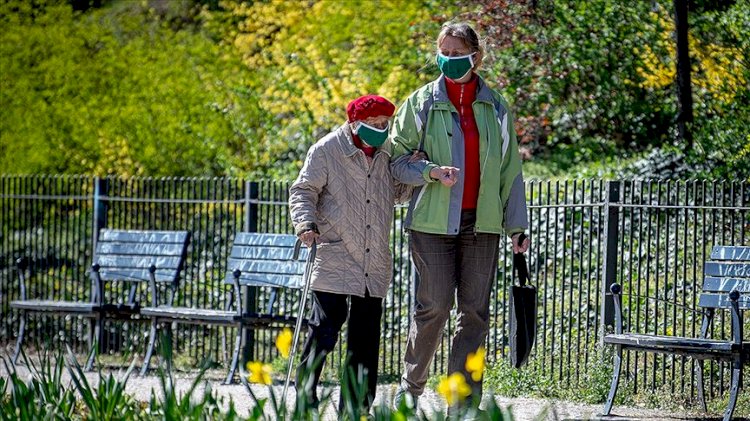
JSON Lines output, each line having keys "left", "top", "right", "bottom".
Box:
{"left": 1, "top": 175, "right": 748, "bottom": 399}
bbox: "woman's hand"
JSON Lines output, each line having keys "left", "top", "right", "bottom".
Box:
{"left": 511, "top": 233, "right": 530, "bottom": 254}
{"left": 299, "top": 230, "right": 319, "bottom": 248}
{"left": 429, "top": 166, "right": 460, "bottom": 187}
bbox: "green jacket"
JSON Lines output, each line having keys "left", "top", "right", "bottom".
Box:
{"left": 389, "top": 75, "right": 528, "bottom": 236}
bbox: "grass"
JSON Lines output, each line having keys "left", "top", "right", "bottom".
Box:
{"left": 482, "top": 343, "right": 750, "bottom": 418}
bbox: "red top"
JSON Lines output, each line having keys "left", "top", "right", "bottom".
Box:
{"left": 445, "top": 74, "right": 480, "bottom": 210}
{"left": 352, "top": 134, "right": 376, "bottom": 158}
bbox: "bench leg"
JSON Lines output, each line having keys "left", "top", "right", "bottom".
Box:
{"left": 695, "top": 359, "right": 707, "bottom": 412}
{"left": 141, "top": 319, "right": 158, "bottom": 376}
{"left": 602, "top": 345, "right": 622, "bottom": 415}
{"left": 221, "top": 326, "right": 229, "bottom": 364}
{"left": 224, "top": 325, "right": 242, "bottom": 385}
{"left": 723, "top": 357, "right": 742, "bottom": 421}
{"left": 11, "top": 311, "right": 27, "bottom": 364}
{"left": 85, "top": 317, "right": 101, "bottom": 371}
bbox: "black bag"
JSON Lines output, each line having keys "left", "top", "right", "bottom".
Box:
{"left": 508, "top": 234, "right": 536, "bottom": 368}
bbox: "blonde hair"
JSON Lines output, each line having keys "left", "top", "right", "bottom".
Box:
{"left": 436, "top": 22, "right": 484, "bottom": 68}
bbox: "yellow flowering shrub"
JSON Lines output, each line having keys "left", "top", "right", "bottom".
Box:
{"left": 637, "top": 11, "right": 746, "bottom": 104}
{"left": 205, "top": 0, "right": 446, "bottom": 172}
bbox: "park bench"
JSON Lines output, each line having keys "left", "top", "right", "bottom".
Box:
{"left": 11, "top": 229, "right": 190, "bottom": 370}
{"left": 139, "top": 232, "right": 307, "bottom": 384}
{"left": 603, "top": 245, "right": 750, "bottom": 421}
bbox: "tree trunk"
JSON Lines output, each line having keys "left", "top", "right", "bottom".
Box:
{"left": 674, "top": 0, "right": 693, "bottom": 148}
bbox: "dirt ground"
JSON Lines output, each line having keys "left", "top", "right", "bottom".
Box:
{"left": 4, "top": 360, "right": 743, "bottom": 421}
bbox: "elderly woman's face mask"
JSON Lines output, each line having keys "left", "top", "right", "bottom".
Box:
{"left": 354, "top": 121, "right": 389, "bottom": 147}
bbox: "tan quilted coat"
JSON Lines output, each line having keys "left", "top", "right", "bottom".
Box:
{"left": 289, "top": 123, "right": 408, "bottom": 298}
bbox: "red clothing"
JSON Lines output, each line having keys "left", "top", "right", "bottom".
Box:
{"left": 445, "top": 74, "right": 480, "bottom": 210}
{"left": 352, "top": 134, "right": 376, "bottom": 158}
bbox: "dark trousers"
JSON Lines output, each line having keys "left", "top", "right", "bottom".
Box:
{"left": 296, "top": 289, "right": 383, "bottom": 410}
{"left": 402, "top": 210, "right": 500, "bottom": 398}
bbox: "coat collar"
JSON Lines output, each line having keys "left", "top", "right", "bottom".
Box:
{"left": 334, "top": 123, "right": 393, "bottom": 158}
{"left": 432, "top": 74, "right": 496, "bottom": 107}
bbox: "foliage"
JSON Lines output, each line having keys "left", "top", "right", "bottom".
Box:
{"left": 201, "top": 0, "right": 453, "bottom": 176}
{"left": 0, "top": 0, "right": 261, "bottom": 177}
{"left": 65, "top": 345, "right": 142, "bottom": 420}
{"left": 1, "top": 0, "right": 746, "bottom": 178}
{"left": 467, "top": 0, "right": 749, "bottom": 179}
{"left": 0, "top": 350, "right": 77, "bottom": 420}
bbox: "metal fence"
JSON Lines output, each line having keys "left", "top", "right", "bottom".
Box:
{"left": 1, "top": 175, "right": 748, "bottom": 399}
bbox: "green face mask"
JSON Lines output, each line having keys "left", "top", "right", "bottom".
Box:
{"left": 436, "top": 52, "right": 475, "bottom": 80}
{"left": 355, "top": 122, "right": 389, "bottom": 147}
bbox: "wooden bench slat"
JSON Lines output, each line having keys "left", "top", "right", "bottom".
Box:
{"left": 229, "top": 245, "right": 308, "bottom": 261}
{"left": 702, "top": 277, "right": 750, "bottom": 293}
{"left": 698, "top": 292, "right": 750, "bottom": 309}
{"left": 96, "top": 243, "right": 186, "bottom": 257}
{"left": 98, "top": 269, "right": 179, "bottom": 283}
{"left": 224, "top": 273, "right": 302, "bottom": 288}
{"left": 98, "top": 230, "right": 189, "bottom": 244}
{"left": 141, "top": 306, "right": 237, "bottom": 323}
{"left": 233, "top": 233, "right": 297, "bottom": 247}
{"left": 703, "top": 262, "right": 750, "bottom": 278}
{"left": 95, "top": 255, "right": 184, "bottom": 270}
{"left": 239, "top": 314, "right": 302, "bottom": 328}
{"left": 711, "top": 246, "right": 750, "bottom": 261}
{"left": 227, "top": 259, "right": 305, "bottom": 276}
{"left": 10, "top": 300, "right": 96, "bottom": 313}
{"left": 604, "top": 333, "right": 740, "bottom": 352}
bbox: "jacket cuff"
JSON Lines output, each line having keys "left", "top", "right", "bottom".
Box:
{"left": 294, "top": 221, "right": 319, "bottom": 236}
{"left": 506, "top": 228, "right": 525, "bottom": 238}
{"left": 422, "top": 164, "right": 439, "bottom": 183}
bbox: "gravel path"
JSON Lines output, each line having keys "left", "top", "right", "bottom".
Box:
{"left": 0, "top": 362, "right": 741, "bottom": 420}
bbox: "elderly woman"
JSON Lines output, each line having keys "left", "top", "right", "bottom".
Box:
{"left": 289, "top": 95, "right": 408, "bottom": 411}
{"left": 389, "top": 22, "right": 531, "bottom": 408}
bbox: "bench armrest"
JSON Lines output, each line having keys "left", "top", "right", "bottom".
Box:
{"left": 729, "top": 289, "right": 743, "bottom": 345}
{"left": 16, "top": 258, "right": 28, "bottom": 300}
{"left": 610, "top": 283, "right": 623, "bottom": 335}
{"left": 147, "top": 265, "right": 158, "bottom": 307}
{"left": 232, "top": 269, "right": 242, "bottom": 316}
{"left": 91, "top": 264, "right": 103, "bottom": 305}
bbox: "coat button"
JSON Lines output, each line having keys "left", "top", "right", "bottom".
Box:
{"left": 366, "top": 225, "right": 371, "bottom": 229}
{"left": 366, "top": 248, "right": 370, "bottom": 253}
{"left": 365, "top": 273, "right": 369, "bottom": 277}
{"left": 366, "top": 199, "right": 370, "bottom": 203}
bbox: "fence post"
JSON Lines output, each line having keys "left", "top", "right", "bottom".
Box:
{"left": 241, "top": 180, "right": 259, "bottom": 365}
{"left": 92, "top": 177, "right": 108, "bottom": 249}
{"left": 600, "top": 181, "right": 620, "bottom": 344}
{"left": 92, "top": 177, "right": 108, "bottom": 351}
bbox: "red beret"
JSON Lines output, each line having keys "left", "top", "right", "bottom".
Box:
{"left": 346, "top": 95, "right": 396, "bottom": 122}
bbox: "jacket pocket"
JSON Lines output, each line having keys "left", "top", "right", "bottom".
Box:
{"left": 314, "top": 239, "right": 345, "bottom": 265}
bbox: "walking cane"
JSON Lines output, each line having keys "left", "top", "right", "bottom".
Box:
{"left": 282, "top": 238, "right": 316, "bottom": 401}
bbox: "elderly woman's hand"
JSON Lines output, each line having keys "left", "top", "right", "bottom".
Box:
{"left": 299, "top": 230, "right": 319, "bottom": 248}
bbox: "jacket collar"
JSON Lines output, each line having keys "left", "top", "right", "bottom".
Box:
{"left": 433, "top": 74, "right": 495, "bottom": 107}
{"left": 335, "top": 123, "right": 392, "bottom": 158}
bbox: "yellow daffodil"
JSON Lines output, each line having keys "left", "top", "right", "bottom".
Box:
{"left": 276, "top": 327, "right": 293, "bottom": 358}
{"left": 437, "top": 372, "right": 471, "bottom": 406}
{"left": 246, "top": 361, "right": 272, "bottom": 385}
{"left": 465, "top": 346, "right": 486, "bottom": 382}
